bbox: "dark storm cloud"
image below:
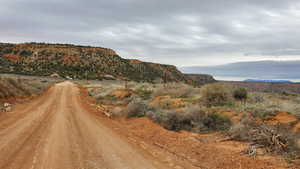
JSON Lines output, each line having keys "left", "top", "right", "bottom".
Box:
{"left": 1, "top": 0, "right": 300, "bottom": 66}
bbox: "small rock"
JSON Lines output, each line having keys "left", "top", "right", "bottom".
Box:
{"left": 4, "top": 103, "right": 11, "bottom": 107}
{"left": 5, "top": 106, "right": 12, "bottom": 112}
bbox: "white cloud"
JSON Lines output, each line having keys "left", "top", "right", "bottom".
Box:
{"left": 1, "top": 0, "right": 300, "bottom": 66}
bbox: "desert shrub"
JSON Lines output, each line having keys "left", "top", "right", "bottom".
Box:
{"left": 153, "top": 110, "right": 187, "bottom": 131}
{"left": 175, "top": 86, "right": 198, "bottom": 98}
{"left": 200, "top": 83, "right": 233, "bottom": 107}
{"left": 149, "top": 105, "right": 231, "bottom": 132}
{"left": 19, "top": 50, "right": 32, "bottom": 57}
{"left": 281, "top": 91, "right": 298, "bottom": 97}
{"left": 152, "top": 83, "right": 198, "bottom": 98}
{"left": 150, "top": 106, "right": 198, "bottom": 131}
{"left": 201, "top": 113, "right": 231, "bottom": 131}
{"left": 135, "top": 87, "right": 152, "bottom": 100}
{"left": 7, "top": 78, "right": 31, "bottom": 96}
{"left": 237, "top": 92, "right": 300, "bottom": 118}
{"left": 0, "top": 84, "right": 11, "bottom": 98}
{"left": 229, "top": 114, "right": 300, "bottom": 158}
{"left": 233, "top": 88, "right": 248, "bottom": 101}
{"left": 277, "top": 102, "right": 300, "bottom": 115}
{"left": 0, "top": 76, "right": 56, "bottom": 99}
{"left": 228, "top": 114, "right": 258, "bottom": 140}
{"left": 238, "top": 101, "right": 280, "bottom": 119}
{"left": 156, "top": 98, "right": 173, "bottom": 109}
{"left": 248, "top": 92, "right": 266, "bottom": 103}
{"left": 293, "top": 96, "right": 300, "bottom": 104}
{"left": 97, "top": 94, "right": 140, "bottom": 106}
{"left": 123, "top": 100, "right": 148, "bottom": 118}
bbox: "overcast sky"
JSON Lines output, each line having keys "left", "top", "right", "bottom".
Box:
{"left": 1, "top": 0, "right": 300, "bottom": 66}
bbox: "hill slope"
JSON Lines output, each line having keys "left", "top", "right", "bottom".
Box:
{"left": 0, "top": 42, "right": 191, "bottom": 83}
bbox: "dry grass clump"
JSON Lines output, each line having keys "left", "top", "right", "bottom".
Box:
{"left": 235, "top": 92, "right": 300, "bottom": 118}
{"left": 87, "top": 82, "right": 123, "bottom": 99}
{"left": 106, "top": 96, "right": 150, "bottom": 117}
{"left": 0, "top": 78, "right": 28, "bottom": 98}
{"left": 248, "top": 92, "right": 266, "bottom": 103}
{"left": 134, "top": 86, "right": 153, "bottom": 100}
{"left": 200, "top": 83, "right": 233, "bottom": 107}
{"left": 96, "top": 94, "right": 141, "bottom": 106}
{"left": 0, "top": 76, "right": 52, "bottom": 99}
{"left": 278, "top": 102, "right": 300, "bottom": 116}
{"left": 123, "top": 99, "right": 148, "bottom": 118}
{"left": 152, "top": 83, "right": 199, "bottom": 98}
{"left": 235, "top": 101, "right": 280, "bottom": 119}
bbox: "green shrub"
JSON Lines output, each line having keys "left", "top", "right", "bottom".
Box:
{"left": 202, "top": 113, "right": 231, "bottom": 131}
{"left": 200, "top": 83, "right": 233, "bottom": 107}
{"left": 156, "top": 111, "right": 187, "bottom": 131}
{"left": 233, "top": 88, "right": 248, "bottom": 101}
{"left": 149, "top": 105, "right": 231, "bottom": 132}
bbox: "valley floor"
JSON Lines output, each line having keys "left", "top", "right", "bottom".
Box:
{"left": 0, "top": 81, "right": 297, "bottom": 169}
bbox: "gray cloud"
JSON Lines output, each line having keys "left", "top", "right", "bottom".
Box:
{"left": 1, "top": 0, "right": 300, "bottom": 66}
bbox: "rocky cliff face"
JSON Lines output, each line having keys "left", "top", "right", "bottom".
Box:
{"left": 184, "top": 74, "right": 217, "bottom": 85}
{"left": 0, "top": 42, "right": 193, "bottom": 83}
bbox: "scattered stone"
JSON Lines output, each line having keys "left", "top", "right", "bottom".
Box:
{"left": 50, "top": 73, "right": 60, "bottom": 78}
{"left": 103, "top": 111, "right": 111, "bottom": 118}
{"left": 241, "top": 146, "right": 257, "bottom": 157}
{"left": 5, "top": 106, "right": 12, "bottom": 112}
{"left": 103, "top": 74, "right": 115, "bottom": 80}
{"left": 2, "top": 103, "right": 12, "bottom": 112}
{"left": 4, "top": 103, "right": 11, "bottom": 107}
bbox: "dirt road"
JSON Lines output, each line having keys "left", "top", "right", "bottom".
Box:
{"left": 0, "top": 82, "right": 172, "bottom": 169}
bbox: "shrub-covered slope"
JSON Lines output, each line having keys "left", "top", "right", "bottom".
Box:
{"left": 184, "top": 74, "right": 216, "bottom": 85}
{"left": 0, "top": 43, "right": 193, "bottom": 83}
{"left": 0, "top": 75, "right": 57, "bottom": 100}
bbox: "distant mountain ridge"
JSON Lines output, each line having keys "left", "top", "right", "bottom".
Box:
{"left": 0, "top": 42, "right": 197, "bottom": 83}
{"left": 244, "top": 79, "right": 293, "bottom": 83}
{"left": 180, "top": 60, "right": 300, "bottom": 80}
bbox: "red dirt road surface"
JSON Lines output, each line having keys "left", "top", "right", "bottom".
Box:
{"left": 0, "top": 82, "right": 172, "bottom": 169}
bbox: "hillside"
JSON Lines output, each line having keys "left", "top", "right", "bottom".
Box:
{"left": 0, "top": 42, "right": 195, "bottom": 83}
{"left": 184, "top": 74, "right": 216, "bottom": 85}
